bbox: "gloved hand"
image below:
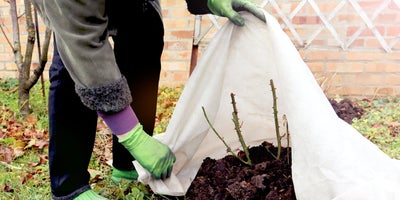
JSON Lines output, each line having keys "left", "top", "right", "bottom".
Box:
{"left": 119, "top": 123, "right": 176, "bottom": 180}
{"left": 208, "top": 0, "right": 266, "bottom": 26}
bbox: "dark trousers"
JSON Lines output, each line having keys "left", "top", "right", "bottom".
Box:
{"left": 48, "top": 1, "right": 164, "bottom": 197}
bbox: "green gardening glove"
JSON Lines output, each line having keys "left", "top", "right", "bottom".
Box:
{"left": 208, "top": 0, "right": 266, "bottom": 26}
{"left": 119, "top": 124, "right": 176, "bottom": 180}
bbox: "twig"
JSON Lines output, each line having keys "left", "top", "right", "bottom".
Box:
{"left": 283, "top": 114, "right": 291, "bottom": 164}
{"left": 201, "top": 107, "right": 236, "bottom": 158}
{"left": 0, "top": 161, "right": 22, "bottom": 170}
{"left": 0, "top": 24, "right": 14, "bottom": 51}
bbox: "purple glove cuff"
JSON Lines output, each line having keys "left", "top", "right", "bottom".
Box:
{"left": 98, "top": 106, "right": 139, "bottom": 135}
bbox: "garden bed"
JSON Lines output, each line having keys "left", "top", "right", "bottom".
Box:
{"left": 182, "top": 98, "right": 364, "bottom": 200}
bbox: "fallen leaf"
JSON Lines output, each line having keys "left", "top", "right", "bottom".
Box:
{"left": 3, "top": 184, "right": 14, "bottom": 193}
{"left": 0, "top": 145, "right": 13, "bottom": 163}
{"left": 35, "top": 139, "right": 48, "bottom": 149}
{"left": 24, "top": 138, "right": 36, "bottom": 149}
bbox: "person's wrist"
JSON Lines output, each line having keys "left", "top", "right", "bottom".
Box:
{"left": 118, "top": 123, "right": 143, "bottom": 144}
{"left": 98, "top": 106, "right": 138, "bottom": 135}
{"left": 207, "top": 0, "right": 219, "bottom": 15}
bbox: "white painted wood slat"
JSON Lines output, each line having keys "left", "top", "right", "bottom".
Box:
{"left": 194, "top": 0, "right": 399, "bottom": 52}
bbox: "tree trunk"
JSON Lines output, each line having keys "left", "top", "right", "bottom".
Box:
{"left": 6, "top": 0, "right": 52, "bottom": 117}
{"left": 18, "top": 79, "right": 30, "bottom": 116}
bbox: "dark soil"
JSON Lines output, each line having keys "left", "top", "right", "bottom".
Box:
{"left": 329, "top": 98, "right": 364, "bottom": 125}
{"left": 181, "top": 98, "right": 364, "bottom": 200}
{"left": 185, "top": 143, "right": 294, "bottom": 200}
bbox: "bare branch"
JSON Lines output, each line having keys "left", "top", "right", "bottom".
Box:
{"left": 9, "top": 0, "right": 23, "bottom": 72}
{"left": 21, "top": 0, "right": 36, "bottom": 90}
{"left": 0, "top": 21, "right": 14, "bottom": 51}
{"left": 27, "top": 27, "right": 52, "bottom": 89}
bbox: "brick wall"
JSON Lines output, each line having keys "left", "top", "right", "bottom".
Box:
{"left": 1, "top": 0, "right": 399, "bottom": 97}
{"left": 270, "top": 0, "right": 400, "bottom": 97}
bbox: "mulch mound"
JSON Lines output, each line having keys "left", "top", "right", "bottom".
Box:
{"left": 185, "top": 143, "right": 294, "bottom": 200}
{"left": 329, "top": 98, "right": 364, "bottom": 124}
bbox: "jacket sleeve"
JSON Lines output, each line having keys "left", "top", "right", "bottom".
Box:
{"left": 185, "top": 0, "right": 212, "bottom": 15}
{"left": 33, "top": 0, "right": 131, "bottom": 113}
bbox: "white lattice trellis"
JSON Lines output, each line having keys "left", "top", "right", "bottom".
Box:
{"left": 194, "top": 0, "right": 400, "bottom": 52}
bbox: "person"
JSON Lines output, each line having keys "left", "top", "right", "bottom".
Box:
{"left": 32, "top": 0, "right": 266, "bottom": 199}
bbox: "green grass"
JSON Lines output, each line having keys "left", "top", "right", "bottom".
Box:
{"left": 1, "top": 78, "right": 400, "bottom": 199}
{"left": 352, "top": 98, "right": 400, "bottom": 159}
{"left": 154, "top": 85, "right": 183, "bottom": 134}
{"left": 0, "top": 150, "right": 51, "bottom": 199}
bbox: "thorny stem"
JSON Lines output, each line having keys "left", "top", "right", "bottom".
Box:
{"left": 270, "top": 79, "right": 282, "bottom": 160}
{"left": 230, "top": 93, "right": 252, "bottom": 166}
{"left": 201, "top": 106, "right": 250, "bottom": 165}
{"left": 202, "top": 80, "right": 289, "bottom": 165}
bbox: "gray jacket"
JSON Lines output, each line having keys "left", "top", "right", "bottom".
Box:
{"left": 32, "top": 0, "right": 210, "bottom": 113}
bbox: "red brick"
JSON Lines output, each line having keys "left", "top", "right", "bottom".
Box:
{"left": 326, "top": 62, "right": 363, "bottom": 73}
{"left": 172, "top": 71, "right": 189, "bottom": 82}
{"left": 345, "top": 52, "right": 384, "bottom": 60}
{"left": 358, "top": 1, "right": 383, "bottom": 10}
{"left": 386, "top": 26, "right": 400, "bottom": 36}
{"left": 355, "top": 74, "right": 385, "bottom": 85}
{"left": 366, "top": 62, "right": 400, "bottom": 73}
{"left": 385, "top": 52, "right": 400, "bottom": 60}
{"left": 170, "top": 30, "right": 194, "bottom": 39}
{"left": 375, "top": 87, "right": 394, "bottom": 96}
{"left": 309, "top": 50, "right": 343, "bottom": 60}
{"left": 164, "top": 40, "right": 191, "bottom": 51}
{"left": 385, "top": 74, "right": 400, "bottom": 85}
{"left": 163, "top": 18, "right": 189, "bottom": 29}
{"left": 365, "top": 38, "right": 386, "bottom": 49}
{"left": 349, "top": 39, "right": 365, "bottom": 47}
{"left": 306, "top": 62, "right": 324, "bottom": 72}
